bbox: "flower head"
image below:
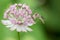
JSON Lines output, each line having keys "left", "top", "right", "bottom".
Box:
{"left": 2, "top": 4, "right": 35, "bottom": 32}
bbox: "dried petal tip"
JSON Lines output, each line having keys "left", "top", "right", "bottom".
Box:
{"left": 33, "top": 13, "right": 45, "bottom": 24}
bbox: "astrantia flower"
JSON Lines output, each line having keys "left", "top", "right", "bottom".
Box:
{"left": 1, "top": 4, "right": 35, "bottom": 32}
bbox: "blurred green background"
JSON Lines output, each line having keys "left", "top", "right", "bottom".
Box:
{"left": 0, "top": 0, "right": 60, "bottom": 40}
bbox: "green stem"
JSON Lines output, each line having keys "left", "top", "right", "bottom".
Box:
{"left": 18, "top": 32, "right": 20, "bottom": 40}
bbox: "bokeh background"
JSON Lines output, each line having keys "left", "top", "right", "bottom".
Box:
{"left": 0, "top": 0, "right": 60, "bottom": 40}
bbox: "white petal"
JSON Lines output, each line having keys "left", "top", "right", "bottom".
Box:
{"left": 16, "top": 25, "right": 22, "bottom": 32}
{"left": 28, "top": 23, "right": 33, "bottom": 26}
{"left": 16, "top": 27, "right": 21, "bottom": 32}
{"left": 9, "top": 25, "right": 17, "bottom": 31}
{"left": 16, "top": 25, "right": 32, "bottom": 32}
{"left": 6, "top": 24, "right": 14, "bottom": 28}
{"left": 1, "top": 20, "right": 12, "bottom": 25}
{"left": 16, "top": 25, "right": 27, "bottom": 32}
{"left": 21, "top": 27, "right": 27, "bottom": 32}
{"left": 25, "top": 27, "right": 33, "bottom": 31}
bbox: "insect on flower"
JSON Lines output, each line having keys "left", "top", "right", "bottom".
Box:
{"left": 1, "top": 3, "right": 35, "bottom": 32}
